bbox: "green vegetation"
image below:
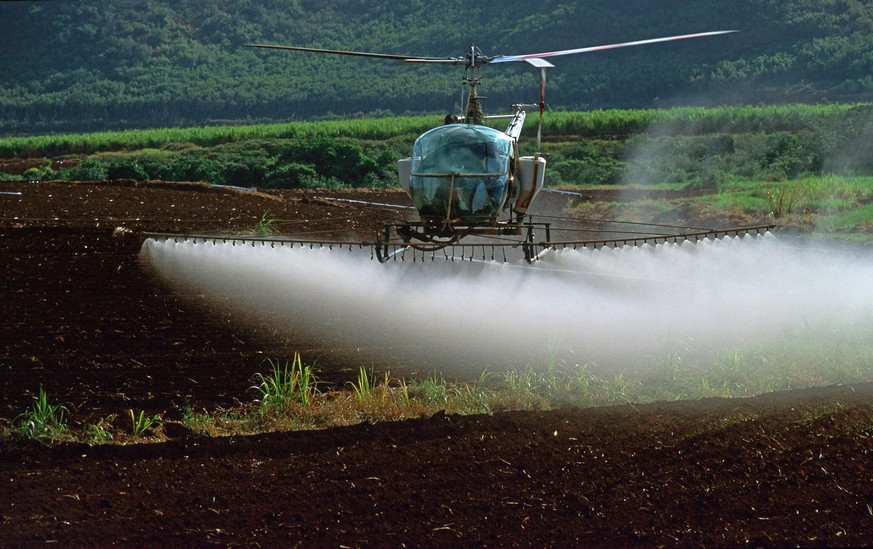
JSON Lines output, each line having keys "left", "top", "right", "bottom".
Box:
{"left": 5, "top": 317, "right": 873, "bottom": 445}
{"left": 3, "top": 1, "right": 873, "bottom": 132}
{"left": 541, "top": 104, "right": 873, "bottom": 187}
{"left": 4, "top": 103, "right": 873, "bottom": 196}
{"left": 349, "top": 366, "right": 375, "bottom": 401}
{"left": 254, "top": 211, "right": 277, "bottom": 236}
{"left": 0, "top": 116, "right": 435, "bottom": 158}
{"left": 129, "top": 409, "right": 160, "bottom": 437}
{"left": 16, "top": 387, "right": 68, "bottom": 439}
{"left": 705, "top": 174, "right": 873, "bottom": 230}
{"left": 0, "top": 129, "right": 412, "bottom": 188}
{"left": 2, "top": 105, "right": 873, "bottom": 236}
{"left": 88, "top": 416, "right": 115, "bottom": 444}
{"left": 250, "top": 354, "right": 319, "bottom": 410}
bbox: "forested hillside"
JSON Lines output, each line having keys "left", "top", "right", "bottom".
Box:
{"left": 1, "top": 0, "right": 872, "bottom": 133}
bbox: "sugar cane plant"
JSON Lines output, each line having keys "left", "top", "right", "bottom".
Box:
{"left": 129, "top": 409, "right": 160, "bottom": 437}
{"left": 18, "top": 386, "right": 68, "bottom": 439}
{"left": 251, "top": 353, "right": 318, "bottom": 409}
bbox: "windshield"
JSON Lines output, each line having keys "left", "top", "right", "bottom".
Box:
{"left": 409, "top": 125, "right": 513, "bottom": 223}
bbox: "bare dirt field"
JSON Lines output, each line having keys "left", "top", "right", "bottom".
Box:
{"left": 1, "top": 180, "right": 871, "bottom": 547}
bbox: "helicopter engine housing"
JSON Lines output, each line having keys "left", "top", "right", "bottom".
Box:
{"left": 513, "top": 155, "right": 546, "bottom": 216}
{"left": 398, "top": 157, "right": 412, "bottom": 194}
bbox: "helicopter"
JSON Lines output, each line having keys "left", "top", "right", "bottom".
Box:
{"left": 245, "top": 31, "right": 772, "bottom": 262}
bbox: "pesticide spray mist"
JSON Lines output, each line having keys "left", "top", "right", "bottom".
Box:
{"left": 140, "top": 235, "right": 873, "bottom": 378}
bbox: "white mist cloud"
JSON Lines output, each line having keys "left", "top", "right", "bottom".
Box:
{"left": 141, "top": 235, "right": 873, "bottom": 377}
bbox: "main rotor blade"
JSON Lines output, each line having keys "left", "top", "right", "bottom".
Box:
{"left": 247, "top": 30, "right": 737, "bottom": 68}
{"left": 490, "top": 30, "right": 738, "bottom": 64}
{"left": 246, "top": 43, "right": 461, "bottom": 64}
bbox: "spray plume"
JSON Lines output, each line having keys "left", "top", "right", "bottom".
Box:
{"left": 141, "top": 235, "right": 873, "bottom": 377}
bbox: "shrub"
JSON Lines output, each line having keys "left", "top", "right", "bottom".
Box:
{"left": 63, "top": 158, "right": 108, "bottom": 180}
{"left": 23, "top": 163, "right": 57, "bottom": 181}
{"left": 277, "top": 137, "right": 381, "bottom": 187}
{"left": 171, "top": 156, "right": 223, "bottom": 183}
{"left": 106, "top": 159, "right": 149, "bottom": 180}
{"left": 0, "top": 172, "right": 22, "bottom": 181}
{"left": 297, "top": 174, "right": 349, "bottom": 190}
{"left": 263, "top": 162, "right": 317, "bottom": 188}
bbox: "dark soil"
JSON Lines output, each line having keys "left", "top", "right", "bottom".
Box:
{"left": 1, "top": 180, "right": 871, "bottom": 547}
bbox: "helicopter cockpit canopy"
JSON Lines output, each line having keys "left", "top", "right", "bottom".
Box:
{"left": 408, "top": 124, "right": 514, "bottom": 225}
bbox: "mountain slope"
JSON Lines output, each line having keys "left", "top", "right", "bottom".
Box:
{"left": 1, "top": 0, "right": 872, "bottom": 132}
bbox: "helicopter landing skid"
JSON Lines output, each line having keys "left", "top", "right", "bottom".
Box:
{"left": 375, "top": 221, "right": 552, "bottom": 263}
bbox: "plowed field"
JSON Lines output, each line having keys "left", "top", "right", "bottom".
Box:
{"left": 1, "top": 180, "right": 871, "bottom": 547}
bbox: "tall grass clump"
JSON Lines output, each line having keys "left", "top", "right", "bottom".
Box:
{"left": 450, "top": 370, "right": 496, "bottom": 414}
{"left": 129, "top": 409, "right": 160, "bottom": 437}
{"left": 254, "top": 211, "right": 277, "bottom": 236}
{"left": 250, "top": 353, "right": 318, "bottom": 410}
{"left": 406, "top": 372, "right": 449, "bottom": 405}
{"left": 17, "top": 387, "right": 68, "bottom": 439}
{"left": 349, "top": 366, "right": 375, "bottom": 401}
{"left": 87, "top": 415, "right": 115, "bottom": 444}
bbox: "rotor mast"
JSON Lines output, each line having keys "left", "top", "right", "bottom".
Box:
{"left": 461, "top": 45, "right": 486, "bottom": 124}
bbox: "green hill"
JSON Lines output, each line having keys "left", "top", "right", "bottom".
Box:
{"left": 2, "top": 0, "right": 873, "bottom": 133}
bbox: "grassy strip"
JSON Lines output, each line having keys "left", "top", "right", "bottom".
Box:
{"left": 0, "top": 116, "right": 438, "bottom": 158}
{"left": 3, "top": 323, "right": 873, "bottom": 446}
{"left": 6, "top": 104, "right": 873, "bottom": 194}
{"left": 543, "top": 103, "right": 870, "bottom": 138}
{"left": 2, "top": 104, "right": 869, "bottom": 159}
{"left": 562, "top": 174, "right": 873, "bottom": 238}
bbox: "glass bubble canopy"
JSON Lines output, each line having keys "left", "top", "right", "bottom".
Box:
{"left": 409, "top": 124, "right": 514, "bottom": 224}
